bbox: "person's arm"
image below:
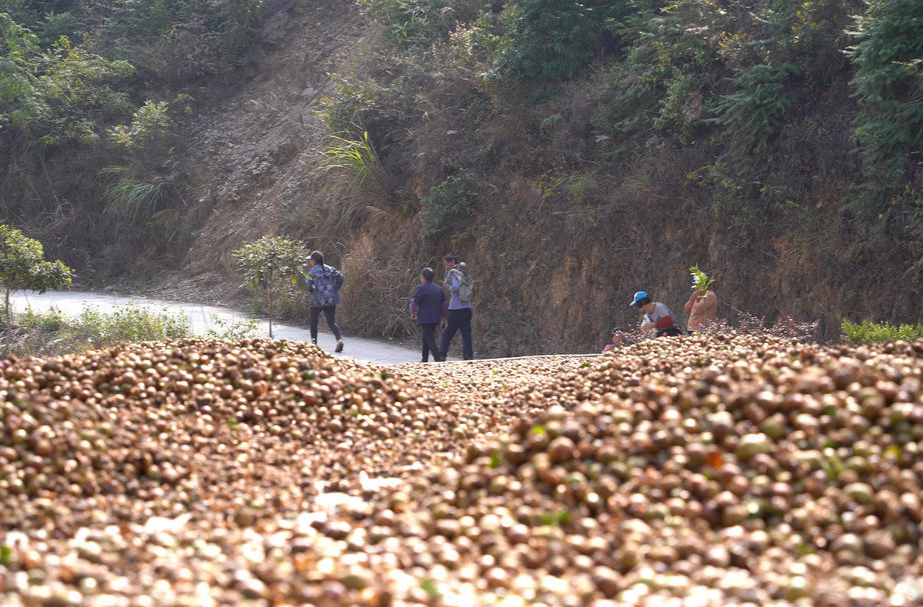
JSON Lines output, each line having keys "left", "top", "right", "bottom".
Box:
{"left": 306, "top": 267, "right": 316, "bottom": 291}
{"left": 410, "top": 284, "right": 423, "bottom": 320}
{"left": 446, "top": 271, "right": 459, "bottom": 294}
{"left": 684, "top": 290, "right": 699, "bottom": 313}
{"left": 441, "top": 291, "right": 448, "bottom": 328}
{"left": 705, "top": 291, "right": 718, "bottom": 320}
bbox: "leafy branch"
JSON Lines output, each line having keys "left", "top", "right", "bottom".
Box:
{"left": 689, "top": 264, "right": 714, "bottom": 295}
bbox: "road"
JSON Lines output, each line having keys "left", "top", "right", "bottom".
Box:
{"left": 8, "top": 290, "right": 426, "bottom": 365}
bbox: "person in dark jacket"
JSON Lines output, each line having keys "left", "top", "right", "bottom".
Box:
{"left": 306, "top": 250, "right": 345, "bottom": 352}
{"left": 409, "top": 267, "right": 448, "bottom": 362}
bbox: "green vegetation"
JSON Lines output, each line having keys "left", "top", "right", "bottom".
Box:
{"left": 0, "top": 225, "right": 73, "bottom": 326}
{"left": 486, "top": 0, "right": 627, "bottom": 81}
{"left": 203, "top": 314, "right": 260, "bottom": 341}
{"left": 13, "top": 303, "right": 190, "bottom": 356}
{"left": 419, "top": 174, "right": 475, "bottom": 237}
{"left": 321, "top": 131, "right": 392, "bottom": 224}
{"left": 9, "top": 305, "right": 264, "bottom": 357}
{"left": 232, "top": 236, "right": 308, "bottom": 339}
{"left": 0, "top": 0, "right": 267, "bottom": 270}
{"left": 332, "top": 0, "right": 922, "bottom": 220}
{"left": 4, "top": 0, "right": 923, "bottom": 348}
{"left": 689, "top": 265, "right": 714, "bottom": 294}
{"left": 841, "top": 320, "right": 923, "bottom": 345}
{"left": 848, "top": 0, "right": 923, "bottom": 178}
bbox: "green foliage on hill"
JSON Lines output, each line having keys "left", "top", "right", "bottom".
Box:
{"left": 0, "top": 0, "right": 267, "bottom": 276}
{"left": 848, "top": 0, "right": 923, "bottom": 179}
{"left": 319, "top": 0, "right": 921, "bottom": 304}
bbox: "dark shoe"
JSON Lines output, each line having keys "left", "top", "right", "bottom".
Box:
{"left": 335, "top": 340, "right": 344, "bottom": 352}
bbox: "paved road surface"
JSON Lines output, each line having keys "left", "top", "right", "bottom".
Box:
{"left": 9, "top": 290, "right": 426, "bottom": 365}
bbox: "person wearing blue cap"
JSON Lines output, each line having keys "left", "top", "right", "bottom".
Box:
{"left": 629, "top": 291, "right": 683, "bottom": 337}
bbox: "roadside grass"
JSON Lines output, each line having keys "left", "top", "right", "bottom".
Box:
{"left": 842, "top": 320, "right": 923, "bottom": 345}
{"left": 3, "top": 304, "right": 258, "bottom": 357}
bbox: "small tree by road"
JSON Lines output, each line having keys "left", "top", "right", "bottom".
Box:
{"left": 0, "top": 225, "right": 73, "bottom": 327}
{"left": 231, "top": 235, "right": 308, "bottom": 339}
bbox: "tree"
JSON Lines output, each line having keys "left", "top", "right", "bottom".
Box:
{"left": 0, "top": 224, "right": 73, "bottom": 326}
{"left": 231, "top": 235, "right": 308, "bottom": 339}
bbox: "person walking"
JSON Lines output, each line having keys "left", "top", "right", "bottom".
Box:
{"left": 439, "top": 255, "right": 474, "bottom": 360}
{"left": 629, "top": 290, "right": 683, "bottom": 337}
{"left": 409, "top": 267, "right": 448, "bottom": 362}
{"left": 306, "top": 250, "right": 345, "bottom": 352}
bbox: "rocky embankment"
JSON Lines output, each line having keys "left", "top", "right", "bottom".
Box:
{"left": 1, "top": 335, "right": 923, "bottom": 605}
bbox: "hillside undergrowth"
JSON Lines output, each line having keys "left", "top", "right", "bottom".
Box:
{"left": 2, "top": 0, "right": 923, "bottom": 356}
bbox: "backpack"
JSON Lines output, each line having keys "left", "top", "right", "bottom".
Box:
{"left": 450, "top": 265, "right": 474, "bottom": 303}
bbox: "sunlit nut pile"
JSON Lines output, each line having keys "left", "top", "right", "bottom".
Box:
{"left": 385, "top": 356, "right": 598, "bottom": 443}
{"left": 0, "top": 339, "right": 459, "bottom": 529}
{"left": 2, "top": 334, "right": 923, "bottom": 605}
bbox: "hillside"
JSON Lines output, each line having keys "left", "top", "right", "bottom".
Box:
{"left": 161, "top": 0, "right": 923, "bottom": 356}
{"left": 2, "top": 0, "right": 922, "bottom": 357}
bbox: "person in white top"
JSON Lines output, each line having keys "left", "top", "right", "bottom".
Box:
{"left": 629, "top": 290, "right": 683, "bottom": 337}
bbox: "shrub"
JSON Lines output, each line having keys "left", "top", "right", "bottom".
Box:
{"left": 848, "top": 0, "right": 923, "bottom": 177}
{"left": 321, "top": 131, "right": 392, "bottom": 220}
{"left": 93, "top": 0, "right": 267, "bottom": 78}
{"left": 75, "top": 303, "right": 190, "bottom": 346}
{"left": 592, "top": 0, "right": 722, "bottom": 151}
{"left": 712, "top": 62, "right": 797, "bottom": 155}
{"left": 487, "top": 0, "right": 625, "bottom": 81}
{"left": 19, "top": 305, "right": 69, "bottom": 333}
{"left": 842, "top": 319, "right": 923, "bottom": 345}
{"left": 203, "top": 314, "right": 259, "bottom": 340}
{"left": 232, "top": 236, "right": 308, "bottom": 339}
{"left": 419, "top": 174, "right": 475, "bottom": 237}
{"left": 359, "top": 0, "right": 486, "bottom": 49}
{"left": 0, "top": 225, "right": 73, "bottom": 326}
{"left": 0, "top": 25, "right": 136, "bottom": 150}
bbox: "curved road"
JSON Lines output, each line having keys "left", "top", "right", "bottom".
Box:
{"left": 9, "top": 290, "right": 425, "bottom": 365}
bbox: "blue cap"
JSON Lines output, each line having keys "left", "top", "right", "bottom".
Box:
{"left": 629, "top": 291, "right": 648, "bottom": 307}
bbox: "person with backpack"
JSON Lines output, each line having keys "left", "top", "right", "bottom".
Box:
{"left": 629, "top": 290, "right": 684, "bottom": 337}
{"left": 439, "top": 254, "right": 474, "bottom": 360}
{"left": 409, "top": 267, "right": 448, "bottom": 362}
{"left": 306, "top": 250, "right": 345, "bottom": 352}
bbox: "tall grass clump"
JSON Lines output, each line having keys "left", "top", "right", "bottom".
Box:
{"left": 321, "top": 131, "right": 392, "bottom": 222}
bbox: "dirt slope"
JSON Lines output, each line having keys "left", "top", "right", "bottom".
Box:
{"left": 153, "top": 0, "right": 366, "bottom": 303}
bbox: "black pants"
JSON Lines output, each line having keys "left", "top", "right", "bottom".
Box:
{"left": 309, "top": 305, "right": 341, "bottom": 342}
{"left": 420, "top": 323, "right": 442, "bottom": 362}
{"left": 440, "top": 308, "right": 473, "bottom": 360}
